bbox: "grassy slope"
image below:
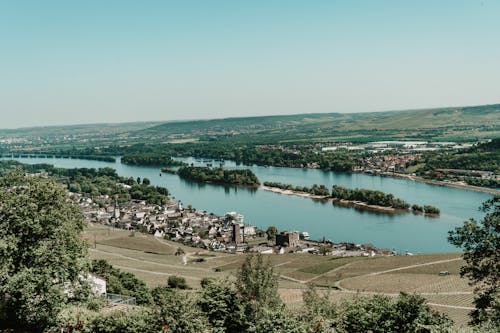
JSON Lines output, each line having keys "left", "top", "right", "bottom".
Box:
{"left": 141, "top": 104, "right": 500, "bottom": 142}
{"left": 0, "top": 121, "right": 162, "bottom": 137}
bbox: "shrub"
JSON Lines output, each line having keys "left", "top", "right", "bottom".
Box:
{"left": 168, "top": 275, "right": 189, "bottom": 289}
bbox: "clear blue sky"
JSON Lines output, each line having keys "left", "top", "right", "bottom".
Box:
{"left": 1, "top": 0, "right": 499, "bottom": 128}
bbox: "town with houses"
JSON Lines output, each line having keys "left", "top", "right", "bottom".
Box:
{"left": 78, "top": 193, "right": 392, "bottom": 258}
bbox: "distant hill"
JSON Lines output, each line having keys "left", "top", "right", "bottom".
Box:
{"left": 140, "top": 104, "right": 500, "bottom": 143}
{"left": 1, "top": 104, "right": 498, "bottom": 145}
{"left": 0, "top": 121, "right": 162, "bottom": 138}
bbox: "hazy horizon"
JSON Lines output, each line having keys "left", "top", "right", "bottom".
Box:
{"left": 1, "top": 1, "right": 499, "bottom": 129}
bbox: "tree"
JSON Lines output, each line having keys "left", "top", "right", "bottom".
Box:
{"left": 200, "top": 255, "right": 295, "bottom": 333}
{"left": 266, "top": 226, "right": 278, "bottom": 241}
{"left": 199, "top": 278, "right": 243, "bottom": 333}
{"left": 152, "top": 286, "right": 210, "bottom": 333}
{"left": 448, "top": 195, "right": 499, "bottom": 327}
{"left": 168, "top": 275, "right": 189, "bottom": 289}
{"left": 86, "top": 308, "right": 154, "bottom": 333}
{"left": 302, "top": 285, "right": 338, "bottom": 332}
{"left": 337, "top": 293, "right": 451, "bottom": 333}
{"left": 235, "top": 254, "right": 282, "bottom": 328}
{"left": 175, "top": 247, "right": 185, "bottom": 256}
{"left": 0, "top": 170, "right": 89, "bottom": 330}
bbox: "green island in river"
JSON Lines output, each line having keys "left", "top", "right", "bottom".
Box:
{"left": 263, "top": 181, "right": 440, "bottom": 215}
{"left": 177, "top": 166, "right": 260, "bottom": 187}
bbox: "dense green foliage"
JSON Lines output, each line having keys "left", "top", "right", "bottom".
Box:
{"left": 302, "top": 286, "right": 452, "bottom": 332}
{"left": 423, "top": 205, "right": 440, "bottom": 215}
{"left": 331, "top": 185, "right": 410, "bottom": 209}
{"left": 198, "top": 254, "right": 292, "bottom": 333}
{"left": 152, "top": 287, "right": 210, "bottom": 333}
{"left": 0, "top": 171, "right": 89, "bottom": 330}
{"left": 264, "top": 181, "right": 330, "bottom": 196}
{"left": 462, "top": 176, "right": 500, "bottom": 189}
{"left": 81, "top": 307, "right": 156, "bottom": 333}
{"left": 177, "top": 166, "right": 260, "bottom": 187}
{"left": 266, "top": 226, "right": 278, "bottom": 241}
{"left": 422, "top": 139, "right": 500, "bottom": 173}
{"left": 90, "top": 259, "right": 153, "bottom": 305}
{"left": 0, "top": 161, "right": 169, "bottom": 205}
{"left": 412, "top": 204, "right": 424, "bottom": 213}
{"left": 167, "top": 275, "right": 189, "bottom": 289}
{"left": 236, "top": 254, "right": 282, "bottom": 316}
{"left": 1, "top": 153, "right": 117, "bottom": 162}
{"left": 412, "top": 204, "right": 440, "bottom": 215}
{"left": 121, "top": 152, "right": 185, "bottom": 166}
{"left": 448, "top": 196, "right": 499, "bottom": 327}
{"left": 337, "top": 293, "right": 452, "bottom": 332}
{"left": 21, "top": 141, "right": 358, "bottom": 171}
{"left": 199, "top": 279, "right": 242, "bottom": 332}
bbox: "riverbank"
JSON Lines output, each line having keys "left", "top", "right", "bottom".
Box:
{"left": 261, "top": 185, "right": 403, "bottom": 214}
{"left": 382, "top": 172, "right": 500, "bottom": 196}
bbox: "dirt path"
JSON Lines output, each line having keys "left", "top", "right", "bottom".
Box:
{"left": 273, "top": 261, "right": 292, "bottom": 268}
{"left": 305, "top": 262, "right": 356, "bottom": 284}
{"left": 365, "top": 257, "right": 463, "bottom": 277}
{"left": 90, "top": 247, "right": 211, "bottom": 272}
{"left": 290, "top": 256, "right": 474, "bottom": 311}
{"left": 426, "top": 303, "right": 475, "bottom": 310}
{"left": 334, "top": 257, "right": 463, "bottom": 291}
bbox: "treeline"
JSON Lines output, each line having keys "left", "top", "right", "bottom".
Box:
{"left": 1, "top": 153, "right": 116, "bottom": 162}
{"left": 225, "top": 148, "right": 356, "bottom": 172}
{"left": 463, "top": 177, "right": 500, "bottom": 189}
{"left": 421, "top": 139, "right": 500, "bottom": 173}
{"left": 263, "top": 181, "right": 329, "bottom": 196}
{"left": 121, "top": 153, "right": 185, "bottom": 166}
{"left": 0, "top": 161, "right": 169, "bottom": 205}
{"left": 411, "top": 204, "right": 440, "bottom": 215}
{"left": 331, "top": 185, "right": 410, "bottom": 209}
{"left": 24, "top": 142, "right": 359, "bottom": 172}
{"left": 177, "top": 166, "right": 260, "bottom": 187}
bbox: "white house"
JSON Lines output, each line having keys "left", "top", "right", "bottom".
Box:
{"left": 88, "top": 274, "right": 107, "bottom": 296}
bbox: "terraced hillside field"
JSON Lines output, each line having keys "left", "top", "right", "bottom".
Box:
{"left": 84, "top": 223, "right": 474, "bottom": 330}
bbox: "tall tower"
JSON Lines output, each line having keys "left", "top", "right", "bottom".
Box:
{"left": 113, "top": 195, "right": 120, "bottom": 220}
{"left": 232, "top": 223, "right": 241, "bottom": 244}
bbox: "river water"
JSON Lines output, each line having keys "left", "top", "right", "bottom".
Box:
{"left": 3, "top": 156, "right": 492, "bottom": 253}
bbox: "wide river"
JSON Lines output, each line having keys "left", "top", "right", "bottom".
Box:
{"left": 4, "top": 156, "right": 493, "bottom": 253}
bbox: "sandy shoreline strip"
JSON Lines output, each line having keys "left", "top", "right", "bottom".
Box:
{"left": 378, "top": 172, "right": 499, "bottom": 195}
{"left": 261, "top": 185, "right": 327, "bottom": 200}
{"left": 409, "top": 176, "right": 499, "bottom": 195}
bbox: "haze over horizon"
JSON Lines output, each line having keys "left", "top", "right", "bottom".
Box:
{"left": 1, "top": 0, "right": 499, "bottom": 129}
